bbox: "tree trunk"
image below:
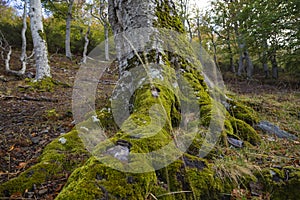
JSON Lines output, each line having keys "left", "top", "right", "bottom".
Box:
{"left": 186, "top": 17, "right": 193, "bottom": 43}
{"left": 210, "top": 31, "right": 219, "bottom": 69}
{"left": 2, "top": 1, "right": 298, "bottom": 199}
{"left": 196, "top": 17, "right": 201, "bottom": 47}
{"left": 271, "top": 53, "right": 278, "bottom": 79}
{"left": 65, "top": 0, "right": 74, "bottom": 59}
{"left": 236, "top": 30, "right": 245, "bottom": 76}
{"left": 226, "top": 32, "right": 235, "bottom": 74}
{"left": 244, "top": 51, "right": 253, "bottom": 79}
{"left": 19, "top": 0, "right": 28, "bottom": 75}
{"left": 91, "top": 0, "right": 110, "bottom": 61}
{"left": 104, "top": 23, "right": 110, "bottom": 61}
{"left": 262, "top": 40, "right": 269, "bottom": 78}
{"left": 81, "top": 19, "right": 91, "bottom": 64}
{"left": 29, "top": 0, "right": 51, "bottom": 80}
{"left": 3, "top": 1, "right": 27, "bottom": 76}
{"left": 237, "top": 51, "right": 244, "bottom": 76}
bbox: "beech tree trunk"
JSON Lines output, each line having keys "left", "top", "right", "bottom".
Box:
{"left": 245, "top": 51, "right": 253, "bottom": 79}
{"left": 19, "top": 0, "right": 28, "bottom": 75}
{"left": 3, "top": 0, "right": 28, "bottom": 76}
{"left": 262, "top": 40, "right": 269, "bottom": 78}
{"left": 226, "top": 31, "right": 235, "bottom": 74}
{"left": 65, "top": 0, "right": 74, "bottom": 59}
{"left": 81, "top": 8, "right": 91, "bottom": 64}
{"left": 271, "top": 53, "right": 278, "bottom": 79}
{"left": 29, "top": 0, "right": 51, "bottom": 80}
{"left": 104, "top": 23, "right": 109, "bottom": 61}
{"left": 91, "top": 0, "right": 110, "bottom": 61}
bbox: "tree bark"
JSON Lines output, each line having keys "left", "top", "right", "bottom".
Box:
{"left": 65, "top": 0, "right": 74, "bottom": 59}
{"left": 29, "top": 0, "right": 51, "bottom": 80}
{"left": 245, "top": 51, "right": 253, "bottom": 79}
{"left": 262, "top": 40, "right": 269, "bottom": 78}
{"left": 3, "top": 0, "right": 28, "bottom": 76}
{"left": 19, "top": 0, "right": 28, "bottom": 75}
{"left": 104, "top": 23, "right": 110, "bottom": 61}
{"left": 271, "top": 53, "right": 278, "bottom": 79}
{"left": 226, "top": 31, "right": 235, "bottom": 74}
{"left": 91, "top": 0, "right": 110, "bottom": 61}
{"left": 81, "top": 20, "right": 90, "bottom": 64}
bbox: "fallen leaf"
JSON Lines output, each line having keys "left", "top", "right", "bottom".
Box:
{"left": 55, "top": 184, "right": 64, "bottom": 192}
{"left": 16, "top": 162, "right": 27, "bottom": 169}
{"left": 8, "top": 144, "right": 15, "bottom": 152}
{"left": 10, "top": 192, "right": 22, "bottom": 198}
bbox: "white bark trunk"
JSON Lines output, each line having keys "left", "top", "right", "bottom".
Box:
{"left": 29, "top": 0, "right": 51, "bottom": 80}
{"left": 104, "top": 23, "right": 110, "bottom": 61}
{"left": 82, "top": 19, "right": 91, "bottom": 64}
{"left": 65, "top": 0, "right": 74, "bottom": 59}
{"left": 1, "top": 0, "right": 28, "bottom": 77}
{"left": 19, "top": 0, "right": 28, "bottom": 75}
{"left": 4, "top": 45, "right": 12, "bottom": 72}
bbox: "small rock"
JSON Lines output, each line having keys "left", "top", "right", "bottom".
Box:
{"left": 255, "top": 121, "right": 297, "bottom": 140}
{"left": 25, "top": 191, "right": 35, "bottom": 198}
{"left": 31, "top": 137, "right": 40, "bottom": 144}
{"left": 92, "top": 115, "right": 100, "bottom": 123}
{"left": 227, "top": 137, "right": 243, "bottom": 148}
{"left": 25, "top": 72, "right": 34, "bottom": 79}
{"left": 151, "top": 89, "right": 159, "bottom": 98}
{"left": 58, "top": 137, "right": 67, "bottom": 144}
{"left": 40, "top": 129, "right": 49, "bottom": 134}
{"left": 106, "top": 145, "right": 130, "bottom": 162}
{"left": 38, "top": 188, "right": 48, "bottom": 196}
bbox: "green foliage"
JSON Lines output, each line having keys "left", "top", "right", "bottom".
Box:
{"left": 0, "top": 5, "right": 23, "bottom": 48}
{"left": 200, "top": 0, "right": 300, "bottom": 78}
{"left": 43, "top": 17, "right": 105, "bottom": 54}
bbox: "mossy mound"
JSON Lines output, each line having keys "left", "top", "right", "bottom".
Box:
{"left": 20, "top": 77, "right": 70, "bottom": 92}
{"left": 0, "top": 130, "right": 89, "bottom": 197}
{"left": 255, "top": 167, "right": 300, "bottom": 200}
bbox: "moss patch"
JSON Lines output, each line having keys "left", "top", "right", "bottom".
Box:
{"left": 22, "top": 77, "right": 70, "bottom": 92}
{"left": 0, "top": 130, "right": 89, "bottom": 197}
{"left": 56, "top": 157, "right": 157, "bottom": 200}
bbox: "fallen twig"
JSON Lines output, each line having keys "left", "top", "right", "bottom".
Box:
{"left": 0, "top": 95, "right": 58, "bottom": 102}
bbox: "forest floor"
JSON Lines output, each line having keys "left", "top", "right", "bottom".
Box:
{"left": 0, "top": 54, "right": 299, "bottom": 199}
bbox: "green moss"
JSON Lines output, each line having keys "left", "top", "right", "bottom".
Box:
{"left": 228, "top": 97, "right": 260, "bottom": 125}
{"left": 22, "top": 77, "right": 71, "bottom": 92}
{"left": 56, "top": 157, "right": 157, "bottom": 199}
{"left": 0, "top": 131, "right": 89, "bottom": 197}
{"left": 38, "top": 29, "right": 46, "bottom": 41}
{"left": 229, "top": 117, "right": 261, "bottom": 145}
{"left": 154, "top": 0, "right": 185, "bottom": 33}
{"left": 256, "top": 167, "right": 300, "bottom": 200}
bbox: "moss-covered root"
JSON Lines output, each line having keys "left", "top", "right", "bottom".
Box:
{"left": 56, "top": 154, "right": 231, "bottom": 200}
{"left": 256, "top": 167, "right": 300, "bottom": 200}
{"left": 55, "top": 157, "right": 156, "bottom": 199}
{"left": 0, "top": 131, "right": 89, "bottom": 197}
